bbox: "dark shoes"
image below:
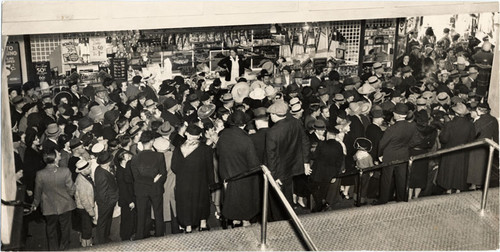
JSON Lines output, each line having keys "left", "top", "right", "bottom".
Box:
{"left": 371, "top": 200, "right": 386, "bottom": 206}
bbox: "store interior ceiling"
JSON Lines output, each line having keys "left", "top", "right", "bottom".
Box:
{"left": 2, "top": 1, "right": 498, "bottom": 36}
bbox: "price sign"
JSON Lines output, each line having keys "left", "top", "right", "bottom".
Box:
{"left": 89, "top": 37, "right": 107, "bottom": 62}
{"left": 110, "top": 58, "right": 128, "bottom": 82}
{"left": 6, "top": 42, "right": 22, "bottom": 85}
{"left": 61, "top": 39, "right": 80, "bottom": 63}
{"left": 33, "top": 61, "right": 51, "bottom": 84}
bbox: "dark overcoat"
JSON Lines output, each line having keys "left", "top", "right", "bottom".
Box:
{"left": 437, "top": 116, "right": 475, "bottom": 190}
{"left": 311, "top": 139, "right": 344, "bottom": 183}
{"left": 216, "top": 127, "right": 261, "bottom": 220}
{"left": 378, "top": 120, "right": 417, "bottom": 163}
{"left": 172, "top": 144, "right": 214, "bottom": 227}
{"left": 130, "top": 150, "right": 167, "bottom": 197}
{"left": 265, "top": 116, "right": 310, "bottom": 181}
{"left": 94, "top": 166, "right": 119, "bottom": 211}
{"left": 468, "top": 113, "right": 499, "bottom": 185}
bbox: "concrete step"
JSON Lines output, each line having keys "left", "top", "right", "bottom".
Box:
{"left": 83, "top": 188, "right": 499, "bottom": 251}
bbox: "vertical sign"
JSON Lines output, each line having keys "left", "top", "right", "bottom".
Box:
{"left": 110, "top": 58, "right": 128, "bottom": 82}
{"left": 5, "top": 42, "right": 22, "bottom": 85}
{"left": 33, "top": 61, "right": 51, "bottom": 84}
{"left": 89, "top": 37, "right": 107, "bottom": 62}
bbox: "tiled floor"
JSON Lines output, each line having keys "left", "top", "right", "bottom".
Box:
{"left": 84, "top": 188, "right": 499, "bottom": 251}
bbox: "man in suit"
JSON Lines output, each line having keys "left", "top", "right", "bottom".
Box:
{"left": 310, "top": 125, "right": 344, "bottom": 212}
{"left": 266, "top": 101, "right": 310, "bottom": 220}
{"left": 374, "top": 103, "right": 417, "bottom": 205}
{"left": 32, "top": 150, "right": 76, "bottom": 250}
{"left": 131, "top": 131, "right": 167, "bottom": 239}
{"left": 329, "top": 94, "right": 347, "bottom": 127}
{"left": 42, "top": 123, "right": 61, "bottom": 153}
{"left": 94, "top": 151, "right": 119, "bottom": 244}
{"left": 161, "top": 97, "right": 183, "bottom": 130}
{"left": 310, "top": 67, "right": 324, "bottom": 93}
{"left": 250, "top": 107, "right": 269, "bottom": 164}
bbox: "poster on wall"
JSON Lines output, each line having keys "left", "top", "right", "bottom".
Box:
{"left": 89, "top": 37, "right": 107, "bottom": 62}
{"left": 33, "top": 61, "right": 51, "bottom": 84}
{"left": 5, "top": 42, "right": 22, "bottom": 86}
{"left": 61, "top": 39, "right": 80, "bottom": 64}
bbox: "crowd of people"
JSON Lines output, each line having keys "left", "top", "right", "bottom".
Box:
{"left": 8, "top": 27, "right": 498, "bottom": 250}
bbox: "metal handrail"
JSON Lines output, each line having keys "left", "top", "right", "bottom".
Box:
{"left": 261, "top": 165, "right": 319, "bottom": 251}
{"left": 333, "top": 138, "right": 499, "bottom": 210}
{"left": 222, "top": 164, "right": 319, "bottom": 250}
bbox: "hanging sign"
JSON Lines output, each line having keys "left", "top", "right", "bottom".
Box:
{"left": 5, "top": 42, "right": 22, "bottom": 85}
{"left": 33, "top": 61, "right": 51, "bottom": 84}
{"left": 89, "top": 37, "right": 107, "bottom": 62}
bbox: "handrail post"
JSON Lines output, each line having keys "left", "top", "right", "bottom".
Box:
{"left": 405, "top": 158, "right": 413, "bottom": 202}
{"left": 261, "top": 165, "right": 319, "bottom": 251}
{"left": 480, "top": 145, "right": 495, "bottom": 214}
{"left": 356, "top": 170, "right": 362, "bottom": 207}
{"left": 261, "top": 172, "right": 269, "bottom": 249}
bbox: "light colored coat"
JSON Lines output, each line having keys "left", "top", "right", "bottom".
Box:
{"left": 75, "top": 174, "right": 96, "bottom": 216}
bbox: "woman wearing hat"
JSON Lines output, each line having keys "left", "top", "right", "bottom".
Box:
{"left": 437, "top": 102, "right": 475, "bottom": 194}
{"left": 408, "top": 110, "right": 438, "bottom": 200}
{"left": 114, "top": 149, "right": 137, "bottom": 240}
{"left": 32, "top": 150, "right": 76, "bottom": 250}
{"left": 353, "top": 137, "right": 374, "bottom": 205}
{"left": 74, "top": 160, "right": 96, "bottom": 247}
{"left": 171, "top": 124, "right": 215, "bottom": 233}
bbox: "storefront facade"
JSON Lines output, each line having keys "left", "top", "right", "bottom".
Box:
{"left": 3, "top": 2, "right": 498, "bottom": 89}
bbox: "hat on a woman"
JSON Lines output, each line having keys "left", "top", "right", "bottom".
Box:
{"left": 354, "top": 137, "right": 372, "bottom": 152}
{"left": 186, "top": 124, "right": 203, "bottom": 136}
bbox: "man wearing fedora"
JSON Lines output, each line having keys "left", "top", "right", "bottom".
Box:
{"left": 94, "top": 151, "right": 119, "bottom": 244}
{"left": 374, "top": 103, "right": 417, "bottom": 205}
{"left": 329, "top": 93, "right": 347, "bottom": 127}
{"left": 74, "top": 159, "right": 96, "bottom": 247}
{"left": 42, "top": 123, "right": 62, "bottom": 153}
{"left": 250, "top": 107, "right": 270, "bottom": 164}
{"left": 131, "top": 131, "right": 167, "bottom": 239}
{"left": 265, "top": 101, "right": 310, "bottom": 220}
{"left": 310, "top": 125, "right": 344, "bottom": 212}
